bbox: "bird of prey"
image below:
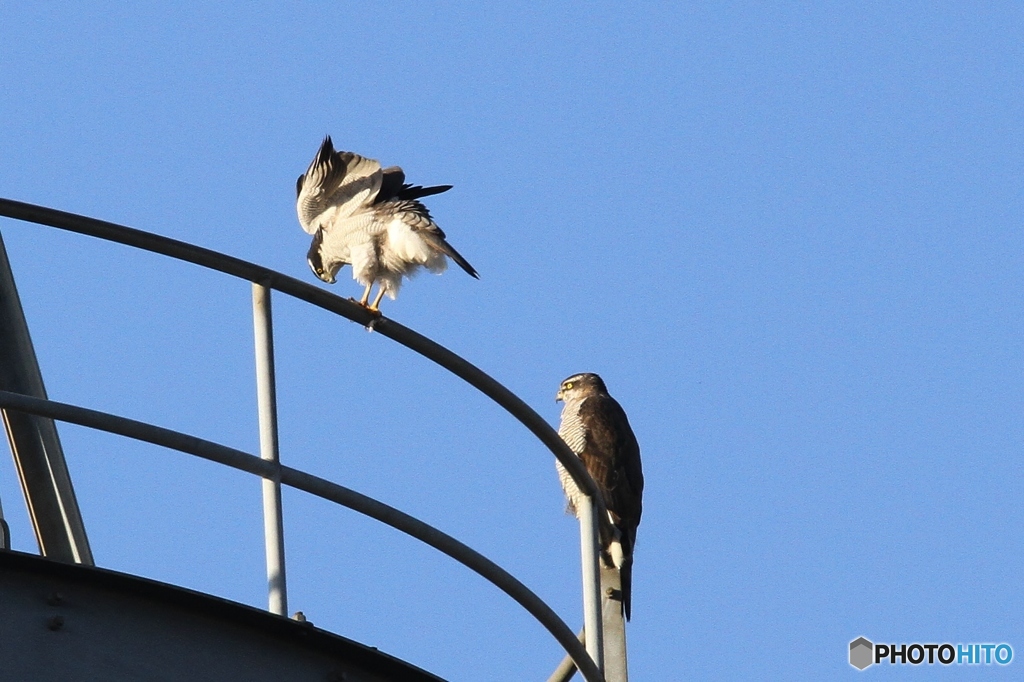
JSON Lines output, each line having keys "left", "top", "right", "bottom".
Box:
{"left": 296, "top": 136, "right": 478, "bottom": 311}
{"left": 556, "top": 373, "right": 644, "bottom": 620}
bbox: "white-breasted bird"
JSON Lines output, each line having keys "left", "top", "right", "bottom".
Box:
{"left": 556, "top": 373, "right": 644, "bottom": 620}
{"left": 296, "top": 136, "right": 478, "bottom": 311}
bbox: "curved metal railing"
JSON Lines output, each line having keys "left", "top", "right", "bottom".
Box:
{"left": 0, "top": 198, "right": 608, "bottom": 681}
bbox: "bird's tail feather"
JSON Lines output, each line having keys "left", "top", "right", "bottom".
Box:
{"left": 621, "top": 557, "right": 633, "bottom": 621}
{"left": 607, "top": 537, "right": 633, "bottom": 621}
{"left": 422, "top": 233, "right": 479, "bottom": 279}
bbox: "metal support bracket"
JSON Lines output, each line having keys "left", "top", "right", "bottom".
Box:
{"left": 0, "top": 230, "right": 92, "bottom": 564}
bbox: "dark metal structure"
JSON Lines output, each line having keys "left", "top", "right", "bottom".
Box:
{"left": 0, "top": 549, "right": 442, "bottom": 682}
{"left": 0, "top": 198, "right": 631, "bottom": 681}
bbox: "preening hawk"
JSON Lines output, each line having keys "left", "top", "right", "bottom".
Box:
{"left": 556, "top": 373, "right": 644, "bottom": 620}
{"left": 296, "top": 136, "right": 478, "bottom": 311}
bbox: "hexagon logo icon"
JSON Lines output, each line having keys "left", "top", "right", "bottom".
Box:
{"left": 850, "top": 637, "right": 874, "bottom": 670}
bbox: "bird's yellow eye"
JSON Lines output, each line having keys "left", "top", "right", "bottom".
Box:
{"left": 564, "top": 382, "right": 573, "bottom": 389}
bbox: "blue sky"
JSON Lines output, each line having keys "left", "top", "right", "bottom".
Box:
{"left": 2, "top": 2, "right": 1023, "bottom": 679}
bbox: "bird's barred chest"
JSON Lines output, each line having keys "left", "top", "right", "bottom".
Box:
{"left": 556, "top": 400, "right": 588, "bottom": 517}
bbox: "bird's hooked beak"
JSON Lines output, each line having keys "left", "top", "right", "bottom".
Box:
{"left": 307, "top": 228, "right": 335, "bottom": 283}
{"left": 555, "top": 388, "right": 564, "bottom": 403}
{"left": 307, "top": 255, "right": 335, "bottom": 283}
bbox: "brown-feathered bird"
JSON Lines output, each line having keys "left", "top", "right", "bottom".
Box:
{"left": 556, "top": 372, "right": 644, "bottom": 620}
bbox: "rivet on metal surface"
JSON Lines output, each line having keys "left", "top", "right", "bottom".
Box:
{"left": 46, "top": 615, "right": 64, "bottom": 631}
{"left": 46, "top": 591, "right": 64, "bottom": 606}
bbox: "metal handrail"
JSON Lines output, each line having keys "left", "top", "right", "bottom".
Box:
{"left": 0, "top": 198, "right": 611, "bottom": 680}
{"left": 0, "top": 200, "right": 603, "bottom": 502}
{"left": 0, "top": 389, "right": 603, "bottom": 682}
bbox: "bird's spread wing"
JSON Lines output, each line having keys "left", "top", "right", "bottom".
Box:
{"left": 378, "top": 166, "right": 453, "bottom": 203}
{"left": 377, "top": 167, "right": 407, "bottom": 202}
{"left": 296, "top": 136, "right": 383, "bottom": 234}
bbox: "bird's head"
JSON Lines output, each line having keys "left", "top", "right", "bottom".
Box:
{"left": 307, "top": 253, "right": 335, "bottom": 283}
{"left": 556, "top": 372, "right": 608, "bottom": 402}
{"left": 306, "top": 229, "right": 338, "bottom": 284}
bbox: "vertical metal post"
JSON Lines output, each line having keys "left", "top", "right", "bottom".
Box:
{"left": 579, "top": 495, "right": 604, "bottom": 676}
{"left": 0, "top": 451, "right": 7, "bottom": 550}
{"left": 0, "top": 230, "right": 93, "bottom": 564}
{"left": 546, "top": 628, "right": 587, "bottom": 682}
{"left": 252, "top": 282, "right": 287, "bottom": 616}
{"left": 600, "top": 565, "right": 628, "bottom": 681}
{"left": 0, "top": 494, "right": 9, "bottom": 550}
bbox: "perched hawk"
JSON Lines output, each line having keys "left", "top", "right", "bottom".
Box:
{"left": 556, "top": 373, "right": 644, "bottom": 620}
{"left": 296, "top": 136, "right": 478, "bottom": 311}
